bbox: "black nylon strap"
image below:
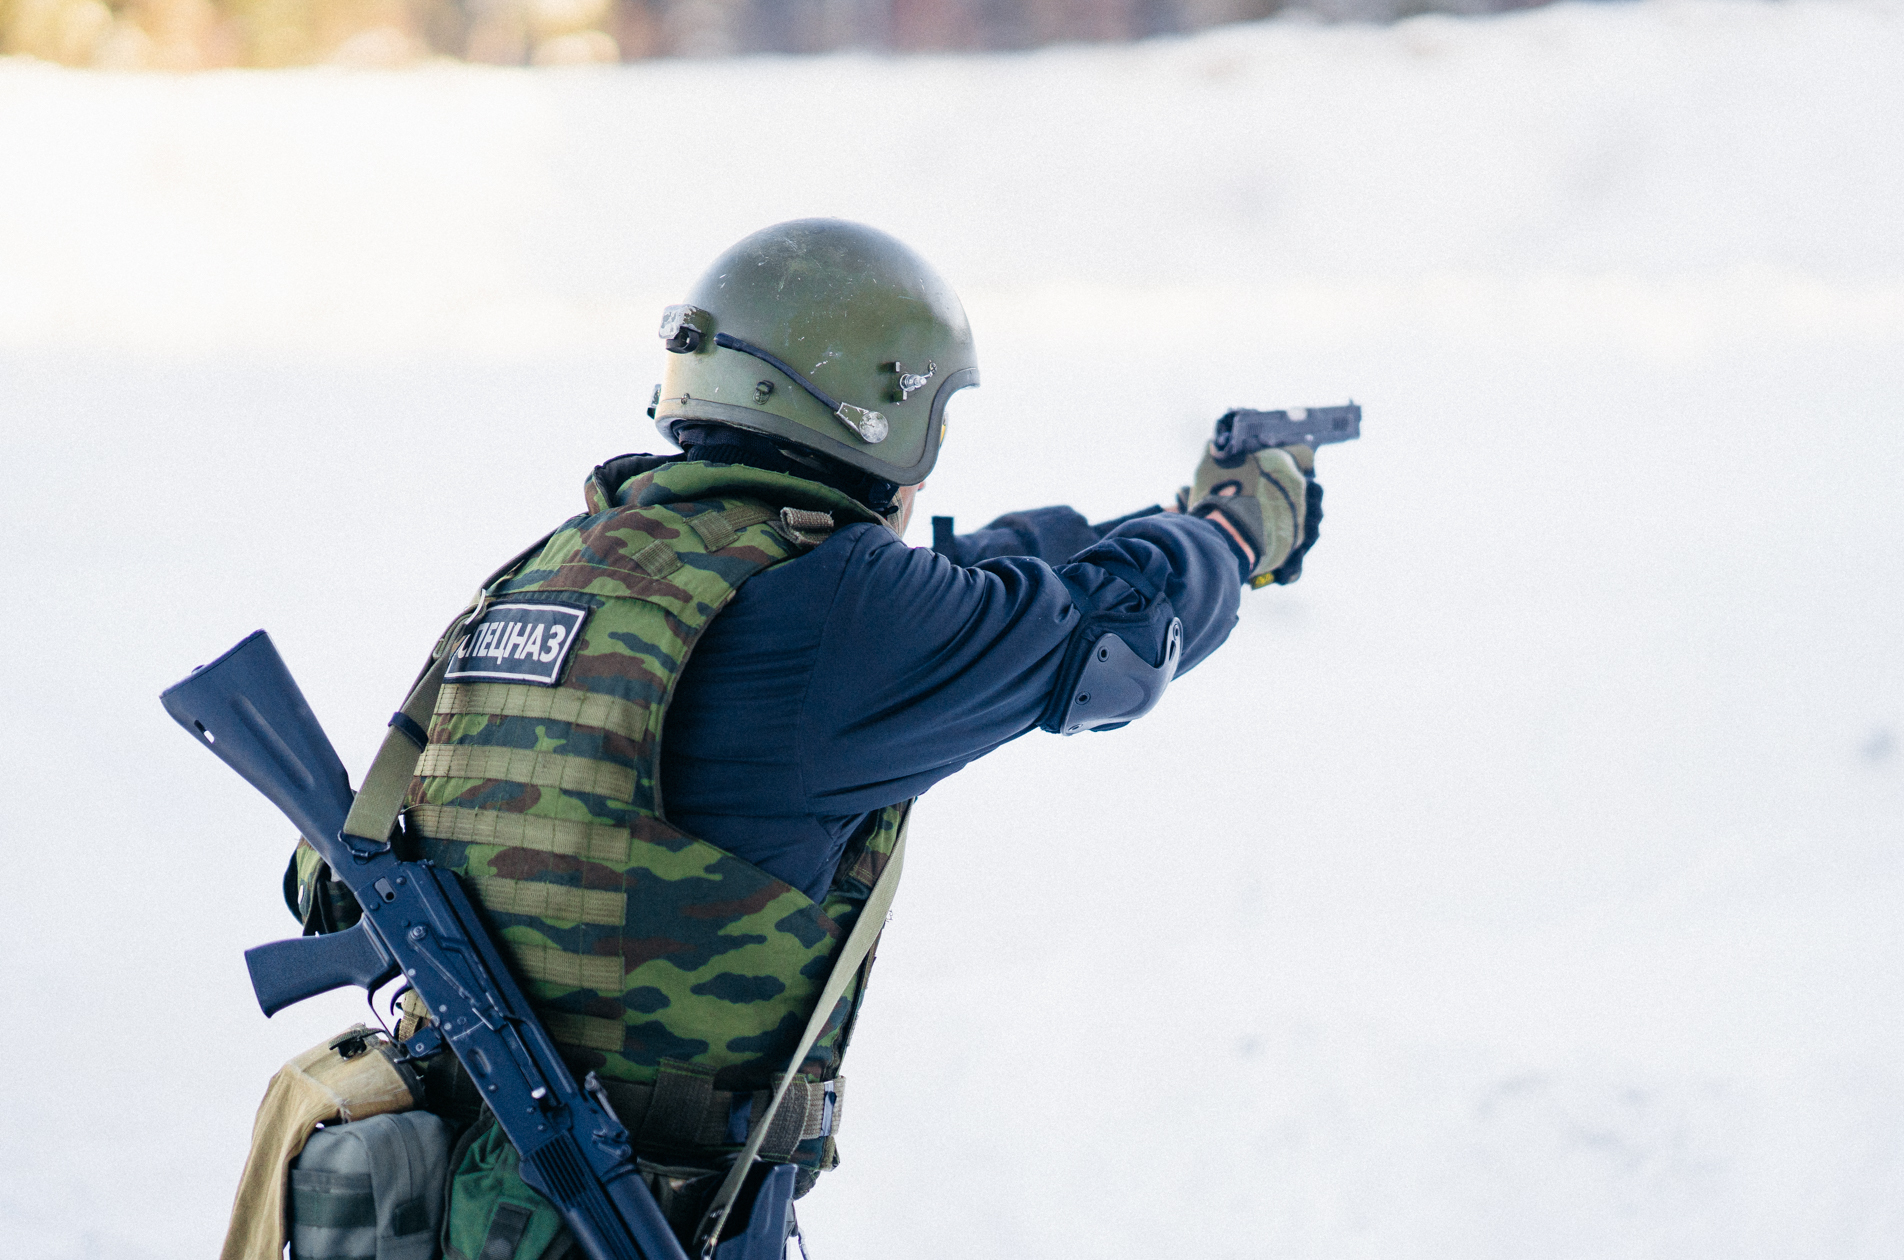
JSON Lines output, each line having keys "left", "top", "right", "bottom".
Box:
{"left": 388, "top": 710, "right": 429, "bottom": 749}
{"left": 391, "top": 1197, "right": 431, "bottom": 1237}
{"left": 672, "top": 423, "right": 899, "bottom": 514}
{"left": 477, "top": 1202, "right": 533, "bottom": 1260}
{"left": 290, "top": 1184, "right": 377, "bottom": 1230}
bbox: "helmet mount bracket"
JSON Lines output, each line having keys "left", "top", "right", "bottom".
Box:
{"left": 889, "top": 360, "right": 936, "bottom": 402}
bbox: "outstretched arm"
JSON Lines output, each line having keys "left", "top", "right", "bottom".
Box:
{"left": 928, "top": 504, "right": 1172, "bottom": 567}
{"left": 775, "top": 509, "right": 1243, "bottom": 814}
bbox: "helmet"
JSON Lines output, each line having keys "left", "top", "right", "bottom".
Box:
{"left": 652, "top": 219, "right": 978, "bottom": 486}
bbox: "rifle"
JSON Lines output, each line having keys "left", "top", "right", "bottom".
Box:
{"left": 161, "top": 630, "right": 692, "bottom": 1260}
{"left": 1212, "top": 402, "right": 1362, "bottom": 457}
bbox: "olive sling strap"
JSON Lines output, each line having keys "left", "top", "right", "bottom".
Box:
{"left": 342, "top": 527, "right": 907, "bottom": 1259}
{"left": 691, "top": 824, "right": 906, "bottom": 1258}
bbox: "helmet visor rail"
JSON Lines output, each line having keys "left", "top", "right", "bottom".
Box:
{"left": 672, "top": 326, "right": 890, "bottom": 445}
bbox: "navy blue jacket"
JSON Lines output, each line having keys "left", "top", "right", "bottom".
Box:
{"left": 659, "top": 501, "right": 1245, "bottom": 902}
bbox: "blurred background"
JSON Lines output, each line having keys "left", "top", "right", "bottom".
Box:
{"left": 1, "top": 0, "right": 1542, "bottom": 69}
{"left": 3, "top": 0, "right": 1902, "bottom": 1258}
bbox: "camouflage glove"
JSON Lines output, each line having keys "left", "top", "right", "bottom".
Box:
{"left": 1182, "top": 441, "right": 1323, "bottom": 588}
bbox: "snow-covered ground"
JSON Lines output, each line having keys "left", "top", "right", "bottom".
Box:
{"left": 3, "top": 1, "right": 1903, "bottom": 1255}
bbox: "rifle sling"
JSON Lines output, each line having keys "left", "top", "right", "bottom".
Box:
{"left": 692, "top": 823, "right": 906, "bottom": 1257}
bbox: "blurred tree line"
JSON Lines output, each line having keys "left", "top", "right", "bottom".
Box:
{"left": 1, "top": 0, "right": 1540, "bottom": 68}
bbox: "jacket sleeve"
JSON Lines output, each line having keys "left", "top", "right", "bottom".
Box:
{"left": 796, "top": 511, "right": 1242, "bottom": 814}
{"left": 928, "top": 504, "right": 1178, "bottom": 567}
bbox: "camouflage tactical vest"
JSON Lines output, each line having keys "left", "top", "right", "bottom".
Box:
{"left": 404, "top": 458, "right": 907, "bottom": 1175}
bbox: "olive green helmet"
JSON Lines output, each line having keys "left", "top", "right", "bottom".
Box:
{"left": 652, "top": 219, "right": 978, "bottom": 486}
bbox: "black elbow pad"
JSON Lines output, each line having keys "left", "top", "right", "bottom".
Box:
{"left": 1040, "top": 613, "right": 1183, "bottom": 736}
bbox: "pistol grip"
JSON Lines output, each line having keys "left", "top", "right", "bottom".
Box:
{"left": 245, "top": 919, "right": 397, "bottom": 1016}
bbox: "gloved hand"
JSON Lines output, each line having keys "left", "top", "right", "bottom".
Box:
{"left": 1176, "top": 441, "right": 1323, "bottom": 587}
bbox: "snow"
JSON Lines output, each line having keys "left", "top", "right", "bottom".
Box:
{"left": 2, "top": 0, "right": 1902, "bottom": 1255}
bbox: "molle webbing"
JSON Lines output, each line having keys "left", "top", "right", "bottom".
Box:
{"left": 435, "top": 682, "right": 647, "bottom": 734}
{"left": 633, "top": 541, "right": 683, "bottom": 578}
{"left": 544, "top": 1011, "right": 626, "bottom": 1052}
{"left": 507, "top": 941, "right": 623, "bottom": 991}
{"left": 692, "top": 503, "right": 774, "bottom": 545}
{"left": 414, "top": 745, "right": 636, "bottom": 802}
{"left": 404, "top": 804, "right": 632, "bottom": 866}
{"left": 468, "top": 875, "right": 625, "bottom": 926}
{"left": 687, "top": 508, "right": 749, "bottom": 551}
{"left": 630, "top": 503, "right": 777, "bottom": 580}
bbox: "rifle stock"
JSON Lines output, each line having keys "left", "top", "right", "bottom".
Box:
{"left": 161, "top": 630, "right": 355, "bottom": 861}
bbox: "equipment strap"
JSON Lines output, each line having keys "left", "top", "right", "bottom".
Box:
{"left": 588, "top": 1073, "right": 846, "bottom": 1157}
{"left": 435, "top": 682, "right": 649, "bottom": 733}
{"left": 414, "top": 744, "right": 638, "bottom": 801}
{"left": 469, "top": 874, "right": 627, "bottom": 926}
{"left": 692, "top": 817, "right": 908, "bottom": 1257}
{"left": 406, "top": 803, "right": 634, "bottom": 866}
{"left": 339, "top": 647, "right": 457, "bottom": 846}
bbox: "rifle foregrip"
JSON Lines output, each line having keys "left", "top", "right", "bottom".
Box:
{"left": 245, "top": 919, "right": 397, "bottom": 1017}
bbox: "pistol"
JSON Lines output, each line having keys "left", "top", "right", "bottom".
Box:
{"left": 1212, "top": 402, "right": 1362, "bottom": 458}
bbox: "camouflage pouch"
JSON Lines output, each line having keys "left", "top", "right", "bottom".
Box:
{"left": 440, "top": 1115, "right": 576, "bottom": 1260}
{"left": 285, "top": 838, "right": 363, "bottom": 935}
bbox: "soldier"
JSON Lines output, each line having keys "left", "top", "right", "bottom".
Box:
{"left": 284, "top": 217, "right": 1321, "bottom": 1259}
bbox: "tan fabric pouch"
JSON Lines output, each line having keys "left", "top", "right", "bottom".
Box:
{"left": 220, "top": 1026, "right": 422, "bottom": 1260}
